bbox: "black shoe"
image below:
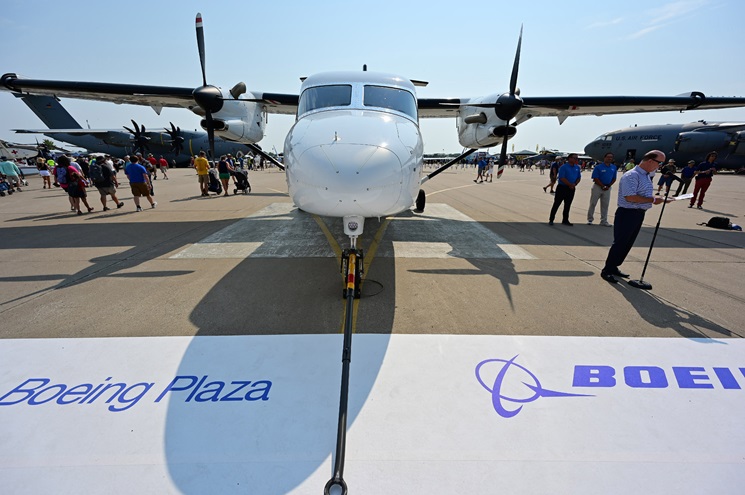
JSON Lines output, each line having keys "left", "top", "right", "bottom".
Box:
{"left": 562, "top": 221, "right": 574, "bottom": 226}
{"left": 600, "top": 271, "right": 618, "bottom": 284}
{"left": 613, "top": 269, "right": 630, "bottom": 278}
{"left": 548, "top": 220, "right": 554, "bottom": 225}
{"left": 103, "top": 206, "right": 110, "bottom": 211}
{"left": 117, "top": 202, "right": 124, "bottom": 208}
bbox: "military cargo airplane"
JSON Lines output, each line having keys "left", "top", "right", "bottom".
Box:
{"left": 584, "top": 120, "right": 745, "bottom": 170}
{"left": 11, "top": 94, "right": 255, "bottom": 165}
{"left": 3, "top": 15, "right": 745, "bottom": 296}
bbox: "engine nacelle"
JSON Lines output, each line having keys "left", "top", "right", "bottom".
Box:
{"left": 196, "top": 89, "right": 266, "bottom": 144}
{"left": 201, "top": 118, "right": 264, "bottom": 143}
{"left": 674, "top": 131, "right": 729, "bottom": 153}
{"left": 456, "top": 97, "right": 514, "bottom": 148}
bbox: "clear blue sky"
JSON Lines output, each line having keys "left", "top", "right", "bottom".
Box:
{"left": 2, "top": 0, "right": 744, "bottom": 154}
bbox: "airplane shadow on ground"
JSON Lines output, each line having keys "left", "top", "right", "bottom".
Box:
{"left": 610, "top": 282, "right": 741, "bottom": 339}
{"left": 0, "top": 220, "right": 236, "bottom": 309}
{"left": 164, "top": 210, "right": 396, "bottom": 493}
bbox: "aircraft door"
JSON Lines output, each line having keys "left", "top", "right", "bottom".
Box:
{"left": 625, "top": 149, "right": 637, "bottom": 162}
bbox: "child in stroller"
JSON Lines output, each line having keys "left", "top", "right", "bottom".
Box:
{"left": 207, "top": 168, "right": 223, "bottom": 195}
{"left": 0, "top": 176, "right": 12, "bottom": 196}
{"left": 231, "top": 169, "right": 251, "bottom": 194}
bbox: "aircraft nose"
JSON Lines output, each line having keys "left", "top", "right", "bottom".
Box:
{"left": 289, "top": 142, "right": 403, "bottom": 216}
{"left": 285, "top": 112, "right": 421, "bottom": 217}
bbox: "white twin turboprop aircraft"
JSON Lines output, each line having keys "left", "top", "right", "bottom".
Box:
{"left": 4, "top": 13, "right": 745, "bottom": 492}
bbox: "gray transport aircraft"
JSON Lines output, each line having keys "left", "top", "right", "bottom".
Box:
{"left": 584, "top": 120, "right": 745, "bottom": 170}
{"left": 11, "top": 94, "right": 254, "bottom": 164}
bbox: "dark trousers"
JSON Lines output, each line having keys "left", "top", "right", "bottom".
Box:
{"left": 549, "top": 184, "right": 575, "bottom": 223}
{"left": 675, "top": 178, "right": 692, "bottom": 196}
{"left": 603, "top": 207, "right": 646, "bottom": 273}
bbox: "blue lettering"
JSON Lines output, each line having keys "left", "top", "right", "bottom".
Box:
{"left": 57, "top": 384, "right": 93, "bottom": 405}
{"left": 624, "top": 366, "right": 668, "bottom": 388}
{"left": 245, "top": 380, "right": 272, "bottom": 401}
{"left": 573, "top": 366, "right": 616, "bottom": 387}
{"left": 673, "top": 367, "right": 713, "bottom": 389}
{"left": 220, "top": 381, "right": 251, "bottom": 402}
{"left": 108, "top": 383, "right": 154, "bottom": 412}
{"left": 713, "top": 368, "right": 741, "bottom": 389}
{"left": 28, "top": 384, "right": 67, "bottom": 405}
{"left": 195, "top": 381, "right": 225, "bottom": 402}
{"left": 185, "top": 375, "right": 208, "bottom": 402}
{"left": 154, "top": 375, "right": 198, "bottom": 402}
{"left": 0, "top": 378, "right": 50, "bottom": 405}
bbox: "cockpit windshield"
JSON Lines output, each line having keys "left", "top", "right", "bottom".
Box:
{"left": 363, "top": 85, "right": 417, "bottom": 120}
{"left": 298, "top": 85, "right": 352, "bottom": 115}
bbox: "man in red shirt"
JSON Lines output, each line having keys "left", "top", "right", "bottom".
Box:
{"left": 158, "top": 155, "right": 169, "bottom": 180}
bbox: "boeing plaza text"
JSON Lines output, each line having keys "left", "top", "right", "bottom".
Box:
{"left": 0, "top": 375, "right": 273, "bottom": 412}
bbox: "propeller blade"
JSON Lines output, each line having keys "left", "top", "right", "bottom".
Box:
{"left": 205, "top": 111, "right": 215, "bottom": 160}
{"left": 123, "top": 126, "right": 135, "bottom": 134}
{"left": 497, "top": 136, "right": 509, "bottom": 179}
{"left": 509, "top": 25, "right": 523, "bottom": 96}
{"left": 195, "top": 13, "right": 207, "bottom": 87}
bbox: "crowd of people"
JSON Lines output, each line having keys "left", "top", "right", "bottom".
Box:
{"left": 0, "top": 149, "right": 271, "bottom": 212}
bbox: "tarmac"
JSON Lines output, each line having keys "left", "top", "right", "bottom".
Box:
{"left": 1, "top": 165, "right": 743, "bottom": 340}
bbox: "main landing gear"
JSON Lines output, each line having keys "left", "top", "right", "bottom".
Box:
{"left": 414, "top": 188, "right": 426, "bottom": 213}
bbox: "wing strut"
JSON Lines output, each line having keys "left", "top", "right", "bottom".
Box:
{"left": 245, "top": 143, "right": 285, "bottom": 171}
{"left": 420, "top": 148, "right": 478, "bottom": 185}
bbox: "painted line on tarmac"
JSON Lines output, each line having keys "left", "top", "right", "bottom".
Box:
{"left": 170, "top": 203, "right": 534, "bottom": 261}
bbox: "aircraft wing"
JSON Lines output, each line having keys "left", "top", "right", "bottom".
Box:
{"left": 1, "top": 73, "right": 299, "bottom": 115}
{"left": 418, "top": 94, "right": 745, "bottom": 120}
{"left": 13, "top": 128, "right": 133, "bottom": 135}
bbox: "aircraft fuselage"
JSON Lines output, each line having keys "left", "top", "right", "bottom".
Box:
{"left": 584, "top": 121, "right": 745, "bottom": 170}
{"left": 284, "top": 72, "right": 423, "bottom": 220}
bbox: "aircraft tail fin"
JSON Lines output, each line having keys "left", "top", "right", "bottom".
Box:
{"left": 15, "top": 94, "right": 82, "bottom": 130}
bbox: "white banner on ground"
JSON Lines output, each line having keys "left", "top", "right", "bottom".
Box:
{"left": 0, "top": 335, "right": 743, "bottom": 494}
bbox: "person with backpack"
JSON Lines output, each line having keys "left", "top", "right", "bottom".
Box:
{"left": 54, "top": 155, "right": 79, "bottom": 211}
{"left": 90, "top": 157, "right": 124, "bottom": 211}
{"left": 66, "top": 167, "right": 94, "bottom": 215}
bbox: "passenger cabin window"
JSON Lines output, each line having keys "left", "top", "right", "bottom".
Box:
{"left": 298, "top": 85, "right": 352, "bottom": 115}
{"left": 363, "top": 85, "right": 417, "bottom": 120}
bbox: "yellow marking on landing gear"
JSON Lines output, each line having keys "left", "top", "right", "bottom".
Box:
{"left": 313, "top": 215, "right": 392, "bottom": 334}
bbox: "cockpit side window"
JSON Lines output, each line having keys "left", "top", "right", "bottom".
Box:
{"left": 298, "top": 85, "right": 352, "bottom": 115}
{"left": 363, "top": 85, "right": 417, "bottom": 120}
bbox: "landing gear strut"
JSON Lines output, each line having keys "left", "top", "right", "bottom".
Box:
{"left": 340, "top": 248, "right": 363, "bottom": 299}
{"left": 325, "top": 217, "right": 365, "bottom": 494}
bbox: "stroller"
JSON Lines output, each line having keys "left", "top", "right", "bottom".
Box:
{"left": 207, "top": 168, "right": 222, "bottom": 195}
{"left": 0, "top": 176, "right": 12, "bottom": 196}
{"left": 232, "top": 169, "right": 251, "bottom": 194}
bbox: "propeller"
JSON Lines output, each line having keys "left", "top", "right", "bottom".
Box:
{"left": 192, "top": 12, "right": 271, "bottom": 160}
{"left": 496, "top": 26, "right": 523, "bottom": 178}
{"left": 123, "top": 119, "right": 151, "bottom": 155}
{"left": 164, "top": 122, "right": 185, "bottom": 155}
{"left": 193, "top": 12, "right": 220, "bottom": 160}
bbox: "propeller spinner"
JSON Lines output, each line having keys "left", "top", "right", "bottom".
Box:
{"left": 123, "top": 119, "right": 151, "bottom": 155}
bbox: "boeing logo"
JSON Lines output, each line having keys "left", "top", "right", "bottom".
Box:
{"left": 475, "top": 355, "right": 591, "bottom": 418}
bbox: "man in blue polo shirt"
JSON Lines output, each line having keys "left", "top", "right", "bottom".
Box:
{"left": 600, "top": 150, "right": 671, "bottom": 284}
{"left": 587, "top": 152, "right": 618, "bottom": 227}
{"left": 548, "top": 153, "right": 582, "bottom": 226}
